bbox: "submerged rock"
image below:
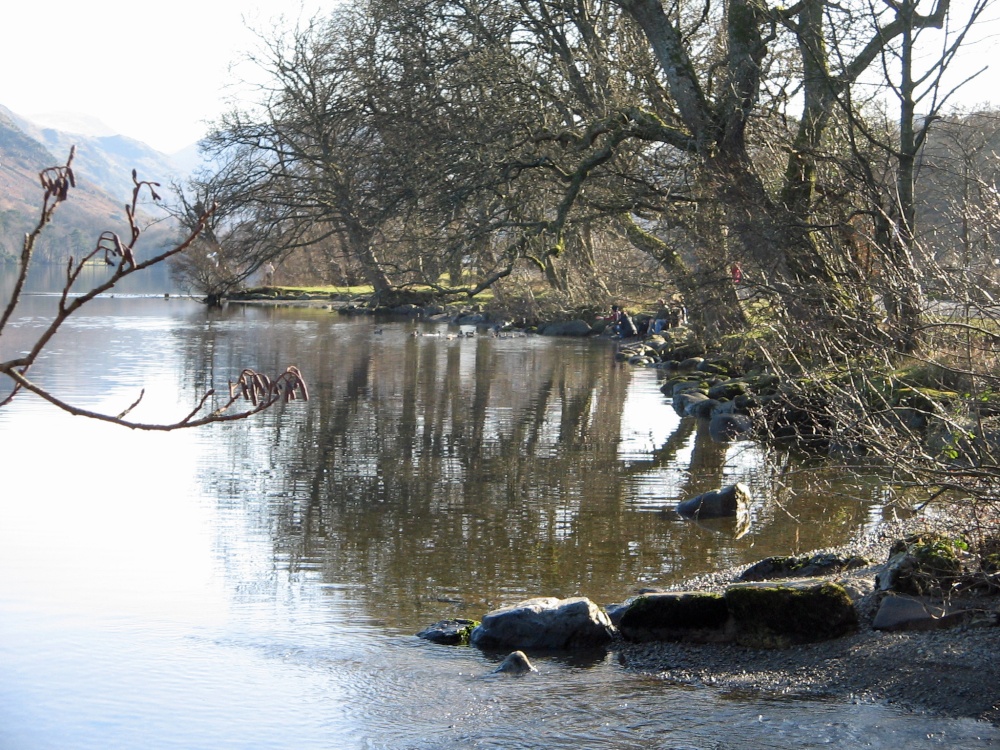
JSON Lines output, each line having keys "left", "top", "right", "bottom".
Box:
{"left": 708, "top": 412, "right": 754, "bottom": 442}
{"left": 493, "top": 650, "right": 537, "bottom": 675}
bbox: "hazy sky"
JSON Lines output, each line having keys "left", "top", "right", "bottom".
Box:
{"left": 0, "top": 1, "right": 321, "bottom": 154}
{"left": 1, "top": 1, "right": 998, "bottom": 155}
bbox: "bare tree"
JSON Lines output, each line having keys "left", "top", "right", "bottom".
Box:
{"left": 0, "top": 149, "right": 308, "bottom": 430}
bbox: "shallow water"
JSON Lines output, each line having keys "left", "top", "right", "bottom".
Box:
{"left": 1, "top": 285, "right": 997, "bottom": 749}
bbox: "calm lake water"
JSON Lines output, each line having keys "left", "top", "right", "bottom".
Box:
{"left": 1, "top": 269, "right": 997, "bottom": 749}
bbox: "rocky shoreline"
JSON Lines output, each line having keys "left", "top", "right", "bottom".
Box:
{"left": 613, "top": 515, "right": 1000, "bottom": 725}
{"left": 420, "top": 503, "right": 1000, "bottom": 724}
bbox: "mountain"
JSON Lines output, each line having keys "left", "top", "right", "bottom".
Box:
{"left": 8, "top": 109, "right": 194, "bottom": 201}
{"left": 0, "top": 105, "right": 194, "bottom": 264}
{"left": 25, "top": 111, "right": 118, "bottom": 138}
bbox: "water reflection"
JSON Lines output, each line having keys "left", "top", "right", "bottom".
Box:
{"left": 176, "top": 308, "right": 883, "bottom": 630}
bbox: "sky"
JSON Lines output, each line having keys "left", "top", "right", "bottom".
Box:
{"left": 0, "top": 1, "right": 322, "bottom": 154}
{"left": 1, "top": 1, "right": 999, "bottom": 156}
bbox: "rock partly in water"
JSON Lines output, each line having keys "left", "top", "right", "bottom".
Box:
{"left": 724, "top": 579, "right": 859, "bottom": 648}
{"left": 676, "top": 483, "right": 751, "bottom": 520}
{"left": 672, "top": 391, "right": 710, "bottom": 416}
{"left": 493, "top": 650, "right": 538, "bottom": 675}
{"left": 416, "top": 619, "right": 479, "bottom": 645}
{"left": 538, "top": 319, "right": 593, "bottom": 337}
{"left": 469, "top": 596, "right": 615, "bottom": 651}
{"left": 708, "top": 412, "right": 754, "bottom": 442}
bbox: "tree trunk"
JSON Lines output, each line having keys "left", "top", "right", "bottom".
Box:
{"left": 345, "top": 219, "right": 392, "bottom": 293}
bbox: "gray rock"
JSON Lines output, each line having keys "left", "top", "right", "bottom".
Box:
{"left": 454, "top": 312, "right": 488, "bottom": 325}
{"left": 739, "top": 553, "right": 870, "bottom": 582}
{"left": 604, "top": 602, "right": 630, "bottom": 627}
{"left": 416, "top": 619, "right": 478, "bottom": 645}
{"left": 538, "top": 319, "right": 593, "bottom": 337}
{"left": 687, "top": 397, "right": 719, "bottom": 419}
{"left": 493, "top": 650, "right": 537, "bottom": 674}
{"left": 872, "top": 595, "right": 979, "bottom": 632}
{"left": 673, "top": 391, "right": 710, "bottom": 416}
{"left": 665, "top": 379, "right": 704, "bottom": 398}
{"left": 676, "top": 483, "right": 751, "bottom": 519}
{"left": 709, "top": 412, "right": 754, "bottom": 442}
{"left": 470, "top": 596, "right": 615, "bottom": 651}
{"left": 678, "top": 357, "right": 705, "bottom": 370}
{"left": 391, "top": 304, "right": 423, "bottom": 316}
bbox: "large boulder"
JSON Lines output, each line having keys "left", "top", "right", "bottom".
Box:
{"left": 617, "top": 591, "right": 731, "bottom": 643}
{"left": 469, "top": 596, "right": 615, "bottom": 651}
{"left": 676, "top": 483, "right": 751, "bottom": 520}
{"left": 725, "top": 579, "right": 858, "bottom": 648}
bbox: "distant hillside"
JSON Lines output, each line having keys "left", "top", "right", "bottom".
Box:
{"left": 0, "top": 106, "right": 190, "bottom": 265}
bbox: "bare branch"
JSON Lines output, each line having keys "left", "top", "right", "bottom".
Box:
{"left": 0, "top": 151, "right": 309, "bottom": 431}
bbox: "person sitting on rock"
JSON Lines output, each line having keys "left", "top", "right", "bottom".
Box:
{"left": 617, "top": 309, "right": 639, "bottom": 338}
{"left": 601, "top": 304, "right": 622, "bottom": 332}
{"left": 651, "top": 299, "right": 671, "bottom": 334}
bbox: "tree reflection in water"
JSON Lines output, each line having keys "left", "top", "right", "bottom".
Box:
{"left": 183, "top": 310, "right": 884, "bottom": 632}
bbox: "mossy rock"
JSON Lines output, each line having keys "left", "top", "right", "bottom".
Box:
{"left": 417, "top": 618, "right": 480, "bottom": 645}
{"left": 739, "top": 553, "right": 871, "bottom": 582}
{"left": 665, "top": 341, "right": 706, "bottom": 361}
{"left": 732, "top": 394, "right": 759, "bottom": 412}
{"left": 697, "top": 358, "right": 735, "bottom": 377}
{"left": 618, "top": 592, "right": 730, "bottom": 643}
{"left": 678, "top": 357, "right": 706, "bottom": 370}
{"left": 881, "top": 533, "right": 966, "bottom": 594}
{"left": 667, "top": 379, "right": 708, "bottom": 398}
{"left": 747, "top": 373, "right": 781, "bottom": 393}
{"left": 725, "top": 580, "right": 858, "bottom": 648}
{"left": 708, "top": 380, "right": 749, "bottom": 401}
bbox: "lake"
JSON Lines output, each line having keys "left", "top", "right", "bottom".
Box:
{"left": 1, "top": 270, "right": 996, "bottom": 749}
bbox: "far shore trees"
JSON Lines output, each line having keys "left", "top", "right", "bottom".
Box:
{"left": 185, "top": 0, "right": 992, "bottom": 347}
